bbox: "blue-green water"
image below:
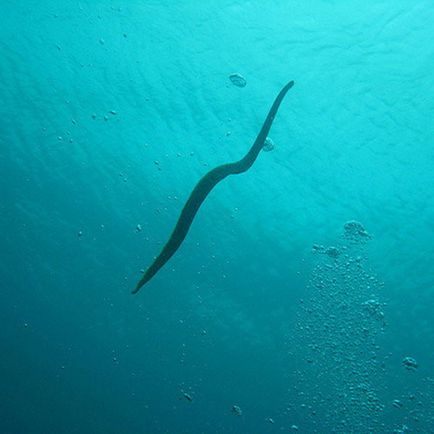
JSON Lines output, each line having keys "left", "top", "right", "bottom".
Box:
{"left": 1, "top": 2, "right": 433, "bottom": 433}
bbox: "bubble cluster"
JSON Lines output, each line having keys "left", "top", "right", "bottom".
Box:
{"left": 286, "top": 221, "right": 386, "bottom": 433}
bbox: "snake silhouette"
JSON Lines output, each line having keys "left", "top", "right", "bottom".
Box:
{"left": 133, "top": 80, "right": 294, "bottom": 294}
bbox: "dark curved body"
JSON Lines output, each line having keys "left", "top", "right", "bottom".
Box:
{"left": 133, "top": 80, "right": 294, "bottom": 294}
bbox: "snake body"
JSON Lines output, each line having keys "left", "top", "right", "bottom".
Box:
{"left": 133, "top": 80, "right": 294, "bottom": 294}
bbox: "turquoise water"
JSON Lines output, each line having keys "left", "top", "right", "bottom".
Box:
{"left": 1, "top": 1, "right": 434, "bottom": 433}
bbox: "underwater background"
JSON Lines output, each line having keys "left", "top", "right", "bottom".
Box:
{"left": 1, "top": 1, "right": 434, "bottom": 433}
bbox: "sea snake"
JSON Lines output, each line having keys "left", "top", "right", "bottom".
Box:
{"left": 133, "top": 80, "right": 294, "bottom": 294}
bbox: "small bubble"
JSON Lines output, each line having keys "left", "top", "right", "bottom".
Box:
{"left": 392, "top": 399, "right": 403, "bottom": 408}
{"left": 402, "top": 356, "right": 418, "bottom": 370}
{"left": 182, "top": 392, "right": 193, "bottom": 402}
{"left": 231, "top": 405, "right": 242, "bottom": 416}
{"left": 262, "top": 137, "right": 274, "bottom": 152}
{"left": 229, "top": 73, "right": 247, "bottom": 87}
